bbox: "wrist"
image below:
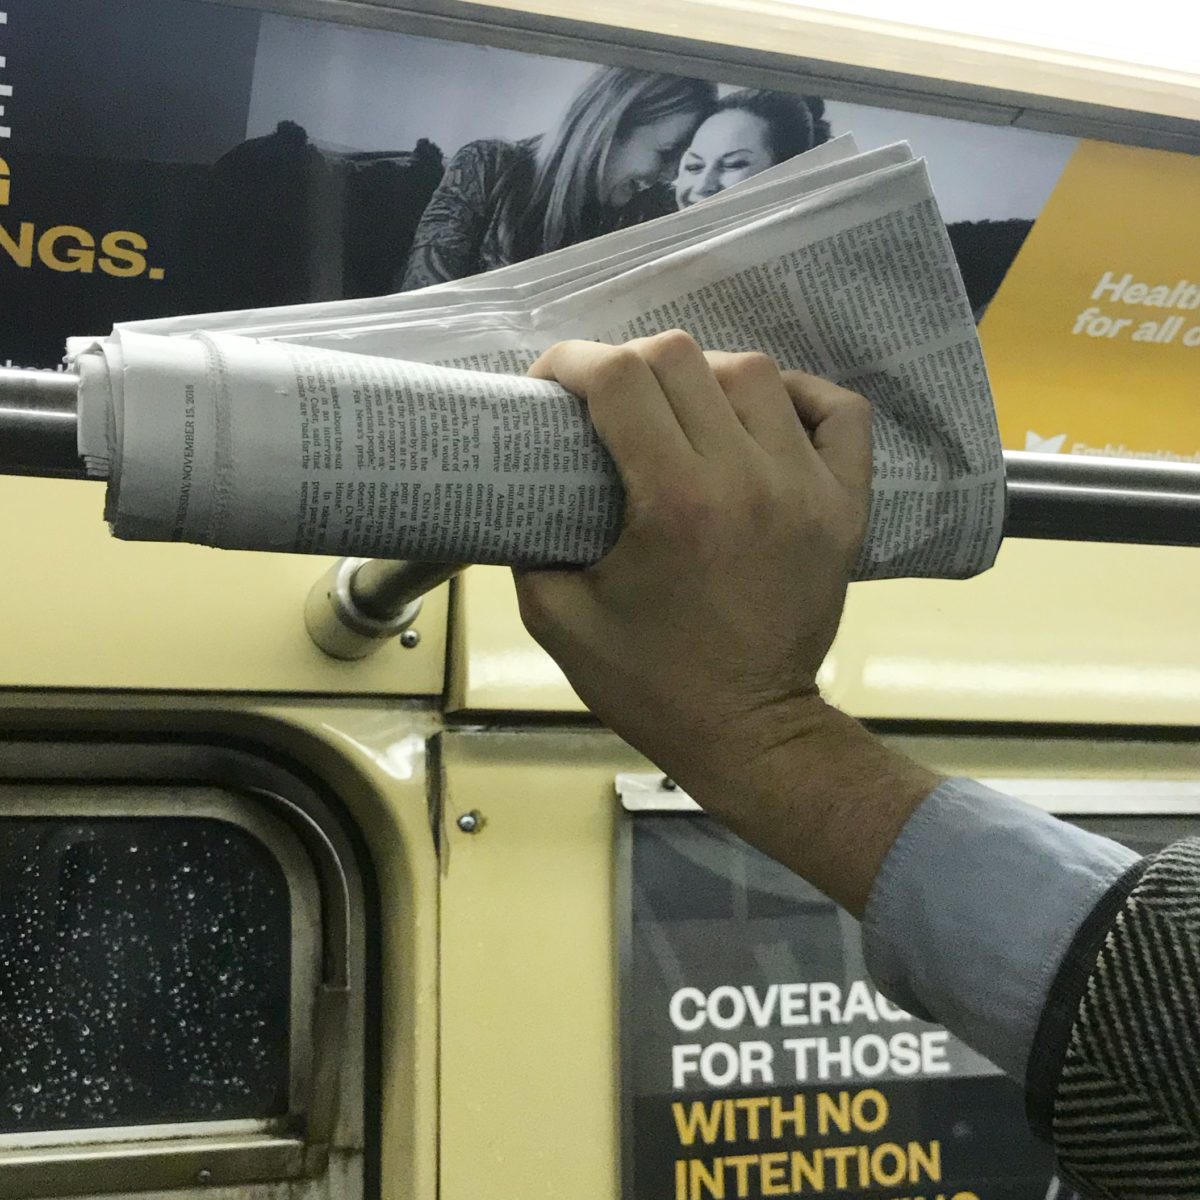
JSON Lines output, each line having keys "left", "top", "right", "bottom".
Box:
{"left": 672, "top": 696, "right": 942, "bottom": 917}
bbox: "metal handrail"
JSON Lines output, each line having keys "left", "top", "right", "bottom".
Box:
{"left": 0, "top": 367, "right": 87, "bottom": 479}
{"left": 1004, "top": 450, "right": 1200, "bottom": 547}
{"left": 3, "top": 366, "right": 1199, "bottom": 654}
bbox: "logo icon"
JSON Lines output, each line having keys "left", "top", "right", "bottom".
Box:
{"left": 1024, "top": 430, "right": 1067, "bottom": 453}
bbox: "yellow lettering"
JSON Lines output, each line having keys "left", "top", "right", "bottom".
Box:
{"left": 760, "top": 1152, "right": 789, "bottom": 1196}
{"left": 38, "top": 225, "right": 95, "bottom": 272}
{"left": 871, "top": 1143, "right": 908, "bottom": 1187}
{"left": 99, "top": 229, "right": 148, "bottom": 278}
{"left": 824, "top": 1145, "right": 856, "bottom": 1189}
{"left": 851, "top": 1087, "right": 888, "bottom": 1133}
{"left": 673, "top": 1100, "right": 725, "bottom": 1147}
{"left": 733, "top": 1096, "right": 770, "bottom": 1141}
{"left": 0, "top": 157, "right": 10, "bottom": 206}
{"left": 688, "top": 1157, "right": 725, "bottom": 1200}
{"left": 817, "top": 1090, "right": 851, "bottom": 1135}
{"left": 724, "top": 1155, "right": 756, "bottom": 1198}
{"left": 909, "top": 1139, "right": 943, "bottom": 1182}
{"left": 0, "top": 219, "right": 33, "bottom": 267}
{"left": 791, "top": 1148, "right": 824, "bottom": 1192}
{"left": 770, "top": 1094, "right": 805, "bottom": 1138}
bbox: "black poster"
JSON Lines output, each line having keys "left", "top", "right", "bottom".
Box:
{"left": 1, "top": 0, "right": 1075, "bottom": 371}
{"left": 623, "top": 815, "right": 1064, "bottom": 1200}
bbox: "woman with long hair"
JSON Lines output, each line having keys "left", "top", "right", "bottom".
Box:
{"left": 400, "top": 66, "right": 716, "bottom": 289}
{"left": 674, "top": 89, "right": 830, "bottom": 209}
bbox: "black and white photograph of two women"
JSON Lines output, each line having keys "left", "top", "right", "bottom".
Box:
{"left": 5, "top": 0, "right": 1074, "bottom": 365}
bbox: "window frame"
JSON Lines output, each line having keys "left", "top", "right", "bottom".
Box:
{"left": 617, "top": 772, "right": 1200, "bottom": 816}
{"left": 0, "top": 740, "right": 367, "bottom": 1200}
{"left": 216, "top": 0, "right": 1200, "bottom": 152}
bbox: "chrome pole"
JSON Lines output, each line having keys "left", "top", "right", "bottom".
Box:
{"left": 349, "top": 558, "right": 465, "bottom": 621}
{"left": 0, "top": 367, "right": 86, "bottom": 479}
{"left": 3, "top": 365, "right": 1200, "bottom": 655}
{"left": 1003, "top": 450, "right": 1200, "bottom": 547}
{"left": 304, "top": 558, "right": 464, "bottom": 660}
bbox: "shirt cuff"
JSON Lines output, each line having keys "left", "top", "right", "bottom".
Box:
{"left": 861, "top": 777, "right": 1140, "bottom": 1080}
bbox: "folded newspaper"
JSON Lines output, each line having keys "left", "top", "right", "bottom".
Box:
{"left": 70, "top": 135, "right": 1006, "bottom": 579}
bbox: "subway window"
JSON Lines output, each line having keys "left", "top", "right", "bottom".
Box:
{"left": 0, "top": 817, "right": 291, "bottom": 1133}
{"left": 0, "top": 760, "right": 365, "bottom": 1200}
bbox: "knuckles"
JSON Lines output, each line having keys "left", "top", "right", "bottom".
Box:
{"left": 589, "top": 345, "right": 648, "bottom": 393}
{"left": 646, "top": 329, "right": 702, "bottom": 354}
{"left": 841, "top": 388, "right": 872, "bottom": 420}
{"left": 649, "top": 479, "right": 724, "bottom": 546}
{"left": 640, "top": 329, "right": 704, "bottom": 371}
{"left": 713, "top": 350, "right": 781, "bottom": 388}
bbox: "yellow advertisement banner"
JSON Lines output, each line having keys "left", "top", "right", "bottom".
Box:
{"left": 981, "top": 139, "right": 1200, "bottom": 460}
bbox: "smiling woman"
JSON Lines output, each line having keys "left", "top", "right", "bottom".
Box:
{"left": 400, "top": 66, "right": 716, "bottom": 288}
{"left": 675, "top": 90, "right": 831, "bottom": 208}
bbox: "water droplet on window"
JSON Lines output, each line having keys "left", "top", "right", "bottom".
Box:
{"left": 1, "top": 816, "right": 291, "bottom": 1133}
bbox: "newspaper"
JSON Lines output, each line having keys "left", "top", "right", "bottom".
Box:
{"left": 72, "top": 139, "right": 1006, "bottom": 579}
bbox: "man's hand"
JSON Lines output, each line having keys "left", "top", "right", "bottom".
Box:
{"left": 515, "top": 331, "right": 939, "bottom": 915}
{"left": 518, "top": 330, "right": 868, "bottom": 782}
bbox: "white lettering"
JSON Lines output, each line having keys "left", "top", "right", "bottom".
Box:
{"left": 782, "top": 1031, "right": 953, "bottom": 1081}
{"left": 669, "top": 987, "right": 706, "bottom": 1033}
{"left": 670, "top": 982, "right": 913, "bottom": 1032}
{"left": 0, "top": 13, "right": 9, "bottom": 140}
{"left": 707, "top": 985, "right": 746, "bottom": 1031}
{"left": 922, "top": 1030, "right": 951, "bottom": 1074}
{"left": 743, "top": 984, "right": 778, "bottom": 1028}
{"left": 809, "top": 982, "right": 841, "bottom": 1026}
{"left": 1092, "top": 271, "right": 1131, "bottom": 302}
{"left": 670, "top": 1041, "right": 779, "bottom": 1089}
{"left": 779, "top": 983, "right": 809, "bottom": 1025}
{"left": 672, "top": 1043, "right": 700, "bottom": 1088}
{"left": 841, "top": 980, "right": 880, "bottom": 1022}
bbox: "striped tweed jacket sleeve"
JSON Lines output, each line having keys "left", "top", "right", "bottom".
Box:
{"left": 1026, "top": 839, "right": 1200, "bottom": 1199}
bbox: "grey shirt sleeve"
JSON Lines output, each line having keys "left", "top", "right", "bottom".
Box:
{"left": 861, "top": 777, "right": 1139, "bottom": 1081}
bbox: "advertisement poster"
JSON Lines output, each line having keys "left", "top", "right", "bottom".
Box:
{"left": 624, "top": 815, "right": 1061, "bottom": 1200}
{"left": 1, "top": 0, "right": 1193, "bottom": 452}
{"left": 978, "top": 140, "right": 1200, "bottom": 461}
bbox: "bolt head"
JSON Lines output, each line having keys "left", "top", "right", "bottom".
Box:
{"left": 457, "top": 811, "right": 481, "bottom": 833}
{"left": 400, "top": 628, "right": 421, "bottom": 649}
{"left": 196, "top": 1168, "right": 213, "bottom": 1185}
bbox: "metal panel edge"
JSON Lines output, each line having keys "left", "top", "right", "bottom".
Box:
{"left": 210, "top": 0, "right": 1200, "bottom": 149}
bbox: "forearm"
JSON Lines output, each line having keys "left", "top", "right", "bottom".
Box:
{"left": 675, "top": 700, "right": 1141, "bottom": 1083}
{"left": 670, "top": 696, "right": 941, "bottom": 918}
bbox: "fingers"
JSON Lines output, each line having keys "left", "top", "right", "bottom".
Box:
{"left": 530, "top": 338, "right": 872, "bottom": 504}
{"left": 532, "top": 333, "right": 750, "bottom": 463}
{"left": 625, "top": 331, "right": 749, "bottom": 455}
{"left": 781, "top": 371, "right": 873, "bottom": 496}
{"left": 705, "top": 351, "right": 814, "bottom": 458}
{"left": 529, "top": 341, "right": 693, "bottom": 488}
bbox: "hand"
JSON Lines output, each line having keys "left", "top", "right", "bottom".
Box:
{"left": 515, "top": 330, "right": 871, "bottom": 794}
{"left": 515, "top": 331, "right": 940, "bottom": 916}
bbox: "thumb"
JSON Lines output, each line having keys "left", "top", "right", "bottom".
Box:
{"left": 781, "top": 372, "right": 873, "bottom": 497}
